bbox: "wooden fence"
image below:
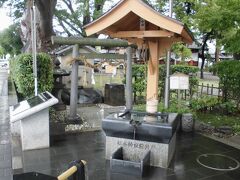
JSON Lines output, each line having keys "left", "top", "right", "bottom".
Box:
{"left": 170, "top": 83, "right": 222, "bottom": 101}
{"left": 197, "top": 83, "right": 222, "bottom": 97}
{"left": 133, "top": 83, "right": 224, "bottom": 104}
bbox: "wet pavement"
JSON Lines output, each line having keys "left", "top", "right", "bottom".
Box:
{"left": 0, "top": 69, "right": 12, "bottom": 180}
{"left": 14, "top": 131, "right": 240, "bottom": 180}
{"left": 1, "top": 69, "right": 240, "bottom": 180}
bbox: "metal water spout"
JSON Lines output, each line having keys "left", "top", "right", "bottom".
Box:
{"left": 130, "top": 117, "right": 142, "bottom": 140}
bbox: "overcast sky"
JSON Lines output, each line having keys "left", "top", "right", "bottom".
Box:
{"left": 0, "top": 7, "right": 12, "bottom": 31}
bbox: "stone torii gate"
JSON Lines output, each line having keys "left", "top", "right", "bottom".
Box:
{"left": 51, "top": 36, "right": 135, "bottom": 121}
{"left": 84, "top": 0, "right": 194, "bottom": 112}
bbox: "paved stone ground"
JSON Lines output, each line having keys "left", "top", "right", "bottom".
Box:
{"left": 0, "top": 69, "right": 12, "bottom": 180}
{"left": 14, "top": 131, "right": 240, "bottom": 180}
{"left": 197, "top": 72, "right": 220, "bottom": 81}
{"left": 3, "top": 69, "right": 240, "bottom": 180}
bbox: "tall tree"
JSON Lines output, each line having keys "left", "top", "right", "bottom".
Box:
{"left": 54, "top": 0, "right": 110, "bottom": 37}
{"left": 20, "top": 0, "right": 57, "bottom": 53}
{"left": 1, "top": 0, "right": 57, "bottom": 53}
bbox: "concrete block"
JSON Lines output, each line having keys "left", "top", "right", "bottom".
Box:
{"left": 106, "top": 132, "right": 176, "bottom": 168}
{"left": 20, "top": 108, "right": 49, "bottom": 151}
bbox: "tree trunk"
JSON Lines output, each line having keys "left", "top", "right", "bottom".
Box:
{"left": 20, "top": 0, "right": 57, "bottom": 53}
{"left": 215, "top": 45, "right": 220, "bottom": 63}
{"left": 35, "top": 0, "right": 57, "bottom": 52}
{"left": 200, "top": 32, "right": 211, "bottom": 79}
{"left": 214, "top": 40, "right": 220, "bottom": 75}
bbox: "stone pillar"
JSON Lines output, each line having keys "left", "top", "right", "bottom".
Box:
{"left": 164, "top": 50, "right": 171, "bottom": 108}
{"left": 126, "top": 47, "right": 133, "bottom": 111}
{"left": 68, "top": 44, "right": 81, "bottom": 122}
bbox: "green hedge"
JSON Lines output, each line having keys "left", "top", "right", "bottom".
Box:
{"left": 10, "top": 53, "right": 53, "bottom": 98}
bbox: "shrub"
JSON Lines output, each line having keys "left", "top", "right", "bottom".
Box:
{"left": 190, "top": 96, "right": 219, "bottom": 112}
{"left": 10, "top": 53, "right": 53, "bottom": 98}
{"left": 213, "top": 60, "right": 240, "bottom": 106}
{"left": 132, "top": 64, "right": 147, "bottom": 97}
{"left": 217, "top": 100, "right": 238, "bottom": 115}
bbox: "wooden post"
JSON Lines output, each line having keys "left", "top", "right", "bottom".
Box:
{"left": 207, "top": 84, "right": 209, "bottom": 95}
{"left": 146, "top": 40, "right": 159, "bottom": 101}
{"left": 211, "top": 84, "right": 214, "bottom": 95}
{"left": 201, "top": 83, "right": 203, "bottom": 95}
{"left": 146, "top": 40, "right": 159, "bottom": 113}
{"left": 68, "top": 44, "right": 81, "bottom": 122}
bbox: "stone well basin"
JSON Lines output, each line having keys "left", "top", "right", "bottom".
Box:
{"left": 102, "top": 111, "right": 179, "bottom": 143}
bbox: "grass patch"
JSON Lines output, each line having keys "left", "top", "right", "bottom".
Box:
{"left": 196, "top": 112, "right": 240, "bottom": 134}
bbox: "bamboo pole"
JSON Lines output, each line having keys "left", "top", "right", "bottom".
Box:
{"left": 57, "top": 160, "right": 87, "bottom": 180}
{"left": 57, "top": 166, "right": 78, "bottom": 180}
{"left": 51, "top": 36, "right": 137, "bottom": 48}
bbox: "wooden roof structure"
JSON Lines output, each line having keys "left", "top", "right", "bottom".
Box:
{"left": 84, "top": 0, "right": 194, "bottom": 107}
{"left": 84, "top": 0, "right": 194, "bottom": 44}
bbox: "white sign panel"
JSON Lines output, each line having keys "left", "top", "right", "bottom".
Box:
{"left": 170, "top": 77, "right": 179, "bottom": 89}
{"left": 170, "top": 73, "right": 189, "bottom": 90}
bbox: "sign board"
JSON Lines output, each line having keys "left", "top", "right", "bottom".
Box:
{"left": 170, "top": 73, "right": 189, "bottom": 90}
{"left": 10, "top": 91, "right": 58, "bottom": 122}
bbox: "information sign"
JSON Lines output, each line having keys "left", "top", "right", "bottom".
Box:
{"left": 170, "top": 73, "right": 189, "bottom": 90}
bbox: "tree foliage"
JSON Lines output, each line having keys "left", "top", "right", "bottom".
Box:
{"left": 54, "top": 0, "right": 109, "bottom": 37}
{"left": 196, "top": 0, "right": 240, "bottom": 56}
{"left": 213, "top": 60, "right": 240, "bottom": 105}
{"left": 1, "top": 0, "right": 240, "bottom": 58}
{"left": 0, "top": 23, "right": 23, "bottom": 56}
{"left": 172, "top": 42, "right": 192, "bottom": 62}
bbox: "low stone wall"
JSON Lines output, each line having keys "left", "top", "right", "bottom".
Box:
{"left": 106, "top": 132, "right": 176, "bottom": 168}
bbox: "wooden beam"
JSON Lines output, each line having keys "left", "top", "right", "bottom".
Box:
{"left": 51, "top": 36, "right": 137, "bottom": 48}
{"left": 125, "top": 38, "right": 144, "bottom": 47}
{"left": 110, "top": 30, "right": 174, "bottom": 38}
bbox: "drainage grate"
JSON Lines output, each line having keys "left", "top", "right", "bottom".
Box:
{"left": 197, "top": 154, "right": 240, "bottom": 171}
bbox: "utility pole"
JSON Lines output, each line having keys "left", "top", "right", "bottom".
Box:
{"left": 164, "top": 0, "right": 173, "bottom": 108}
{"left": 31, "top": 0, "right": 38, "bottom": 96}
